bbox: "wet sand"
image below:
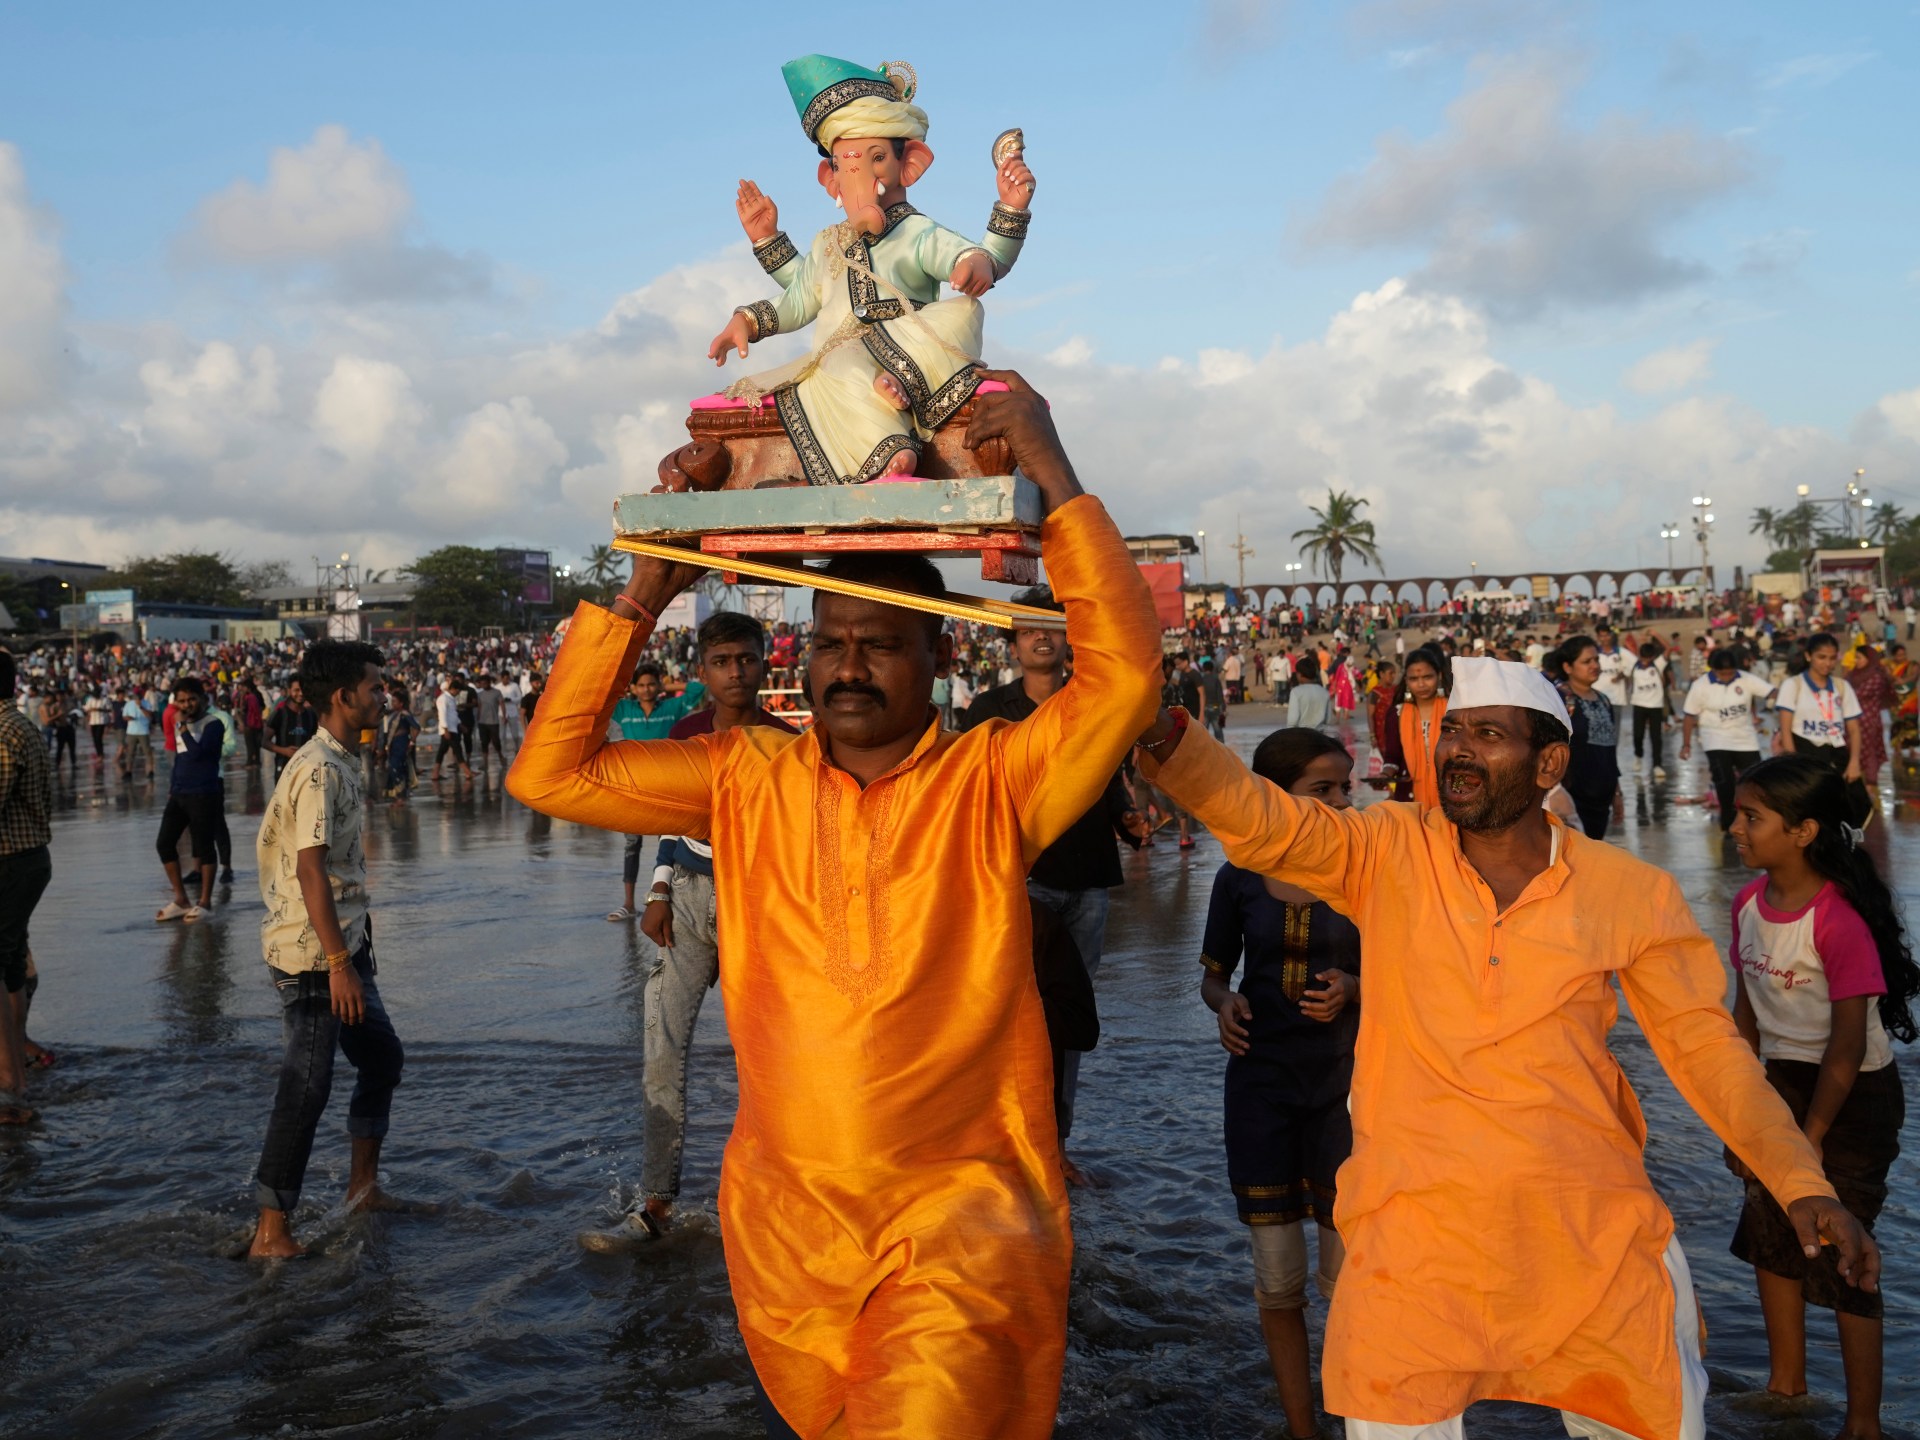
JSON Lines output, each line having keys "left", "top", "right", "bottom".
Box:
{"left": 3, "top": 715, "right": 1915, "bottom": 1438}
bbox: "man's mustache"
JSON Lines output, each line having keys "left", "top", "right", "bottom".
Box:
{"left": 822, "top": 681, "right": 886, "bottom": 707}
{"left": 1442, "top": 760, "right": 1488, "bottom": 782}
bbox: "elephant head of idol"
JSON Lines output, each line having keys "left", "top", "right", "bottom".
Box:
{"left": 818, "top": 133, "right": 933, "bottom": 238}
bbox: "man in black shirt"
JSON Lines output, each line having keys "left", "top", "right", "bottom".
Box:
{"left": 1170, "top": 652, "right": 1205, "bottom": 725}
{"left": 264, "top": 680, "right": 317, "bottom": 786}
{"left": 962, "top": 587, "right": 1143, "bottom": 1186}
{"left": 1198, "top": 656, "right": 1227, "bottom": 740}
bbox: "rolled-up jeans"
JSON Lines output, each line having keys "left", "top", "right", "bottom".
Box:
{"left": 1025, "top": 881, "right": 1109, "bottom": 1143}
{"left": 254, "top": 932, "right": 405, "bottom": 1213}
{"left": 642, "top": 867, "right": 719, "bottom": 1203}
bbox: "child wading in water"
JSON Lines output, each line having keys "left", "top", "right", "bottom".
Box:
{"left": 1199, "top": 728, "right": 1360, "bottom": 1440}
{"left": 1727, "top": 755, "right": 1917, "bottom": 1436}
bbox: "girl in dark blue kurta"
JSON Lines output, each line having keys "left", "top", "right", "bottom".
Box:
{"left": 1200, "top": 727, "right": 1362, "bottom": 1440}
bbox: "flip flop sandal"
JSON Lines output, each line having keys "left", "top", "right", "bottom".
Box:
{"left": 156, "top": 901, "right": 191, "bottom": 922}
{"left": 606, "top": 907, "right": 638, "bottom": 922}
{"left": 24, "top": 1049, "right": 54, "bottom": 1070}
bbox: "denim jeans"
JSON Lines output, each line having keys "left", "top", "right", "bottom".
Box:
{"left": 642, "top": 867, "right": 719, "bottom": 1202}
{"left": 1025, "top": 881, "right": 1109, "bottom": 1142}
{"left": 254, "top": 937, "right": 405, "bottom": 1212}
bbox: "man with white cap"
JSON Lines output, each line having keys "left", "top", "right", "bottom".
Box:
{"left": 1132, "top": 657, "right": 1875, "bottom": 1439}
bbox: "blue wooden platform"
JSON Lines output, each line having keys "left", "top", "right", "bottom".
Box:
{"left": 614, "top": 476, "right": 1041, "bottom": 539}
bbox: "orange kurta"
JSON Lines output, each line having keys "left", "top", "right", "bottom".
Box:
{"left": 1146, "top": 727, "right": 1835, "bottom": 1437}
{"left": 508, "top": 497, "right": 1161, "bottom": 1440}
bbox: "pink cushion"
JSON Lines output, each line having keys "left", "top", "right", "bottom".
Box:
{"left": 689, "top": 379, "right": 1009, "bottom": 411}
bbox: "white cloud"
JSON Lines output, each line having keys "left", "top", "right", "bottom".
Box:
{"left": 2, "top": 138, "right": 1916, "bottom": 590}
{"left": 0, "top": 143, "right": 68, "bottom": 413}
{"left": 1761, "top": 51, "right": 1876, "bottom": 91}
{"left": 1013, "top": 279, "right": 1905, "bottom": 586}
{"left": 1299, "top": 55, "right": 1751, "bottom": 317}
{"left": 312, "top": 355, "right": 426, "bottom": 462}
{"left": 1861, "top": 387, "right": 1920, "bottom": 447}
{"left": 184, "top": 125, "right": 489, "bottom": 301}
{"left": 137, "top": 342, "right": 282, "bottom": 461}
{"left": 1046, "top": 336, "right": 1094, "bottom": 367}
{"left": 1624, "top": 338, "right": 1717, "bottom": 395}
{"left": 434, "top": 397, "right": 568, "bottom": 521}
{"left": 192, "top": 125, "right": 410, "bottom": 263}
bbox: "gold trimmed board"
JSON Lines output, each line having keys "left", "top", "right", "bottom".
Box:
{"left": 610, "top": 535, "right": 1066, "bottom": 631}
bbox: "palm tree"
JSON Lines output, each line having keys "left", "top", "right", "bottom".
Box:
{"left": 1868, "top": 503, "right": 1906, "bottom": 544}
{"left": 582, "top": 543, "right": 624, "bottom": 599}
{"left": 1291, "top": 489, "right": 1384, "bottom": 587}
{"left": 1777, "top": 501, "right": 1821, "bottom": 554}
{"left": 1748, "top": 506, "right": 1780, "bottom": 549}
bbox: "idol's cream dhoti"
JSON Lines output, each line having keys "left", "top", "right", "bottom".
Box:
{"left": 507, "top": 497, "right": 1161, "bottom": 1438}
{"left": 1142, "top": 726, "right": 1836, "bottom": 1439}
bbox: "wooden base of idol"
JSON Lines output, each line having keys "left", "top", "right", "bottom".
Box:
{"left": 613, "top": 474, "right": 1060, "bottom": 630}
{"left": 656, "top": 391, "right": 1013, "bottom": 494}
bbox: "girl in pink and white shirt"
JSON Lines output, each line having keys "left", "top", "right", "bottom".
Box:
{"left": 1727, "top": 754, "right": 1916, "bottom": 1434}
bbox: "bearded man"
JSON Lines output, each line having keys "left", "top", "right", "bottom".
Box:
{"left": 508, "top": 370, "right": 1160, "bottom": 1440}
{"left": 1132, "top": 657, "right": 1876, "bottom": 1440}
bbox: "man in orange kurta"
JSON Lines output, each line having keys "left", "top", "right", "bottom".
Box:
{"left": 1137, "top": 657, "right": 1875, "bottom": 1439}
{"left": 507, "top": 373, "right": 1161, "bottom": 1439}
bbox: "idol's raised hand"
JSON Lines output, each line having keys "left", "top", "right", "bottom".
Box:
{"left": 996, "top": 156, "right": 1035, "bottom": 210}
{"left": 736, "top": 180, "right": 778, "bottom": 243}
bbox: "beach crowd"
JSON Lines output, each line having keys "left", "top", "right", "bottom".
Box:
{"left": 3, "top": 422, "right": 1917, "bottom": 1435}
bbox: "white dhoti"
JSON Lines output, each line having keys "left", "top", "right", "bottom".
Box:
{"left": 727, "top": 210, "right": 1000, "bottom": 486}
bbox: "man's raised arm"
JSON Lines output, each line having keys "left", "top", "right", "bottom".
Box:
{"left": 963, "top": 371, "right": 1161, "bottom": 860}
{"left": 506, "top": 553, "right": 718, "bottom": 838}
{"left": 1137, "top": 719, "right": 1375, "bottom": 914}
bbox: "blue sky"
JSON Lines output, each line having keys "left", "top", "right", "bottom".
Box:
{"left": 2, "top": 1, "right": 1916, "bottom": 583}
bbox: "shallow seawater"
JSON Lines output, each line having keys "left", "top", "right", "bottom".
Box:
{"left": 3, "top": 716, "right": 1915, "bottom": 1438}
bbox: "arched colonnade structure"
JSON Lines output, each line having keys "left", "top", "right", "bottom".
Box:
{"left": 1238, "top": 567, "right": 1706, "bottom": 613}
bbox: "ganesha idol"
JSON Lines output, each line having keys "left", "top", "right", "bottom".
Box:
{"left": 656, "top": 54, "right": 1036, "bottom": 492}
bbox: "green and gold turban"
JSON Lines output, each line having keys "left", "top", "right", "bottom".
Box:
{"left": 781, "top": 54, "right": 927, "bottom": 148}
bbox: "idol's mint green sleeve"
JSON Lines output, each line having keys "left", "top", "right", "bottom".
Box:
{"left": 736, "top": 233, "right": 824, "bottom": 341}
{"left": 911, "top": 212, "right": 1028, "bottom": 286}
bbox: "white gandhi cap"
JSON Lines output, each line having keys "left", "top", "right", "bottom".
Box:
{"left": 1447, "top": 656, "right": 1572, "bottom": 732}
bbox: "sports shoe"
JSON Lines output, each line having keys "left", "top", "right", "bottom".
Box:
{"left": 1652, "top": 765, "right": 1668, "bottom": 781}
{"left": 577, "top": 1209, "right": 665, "bottom": 1253}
